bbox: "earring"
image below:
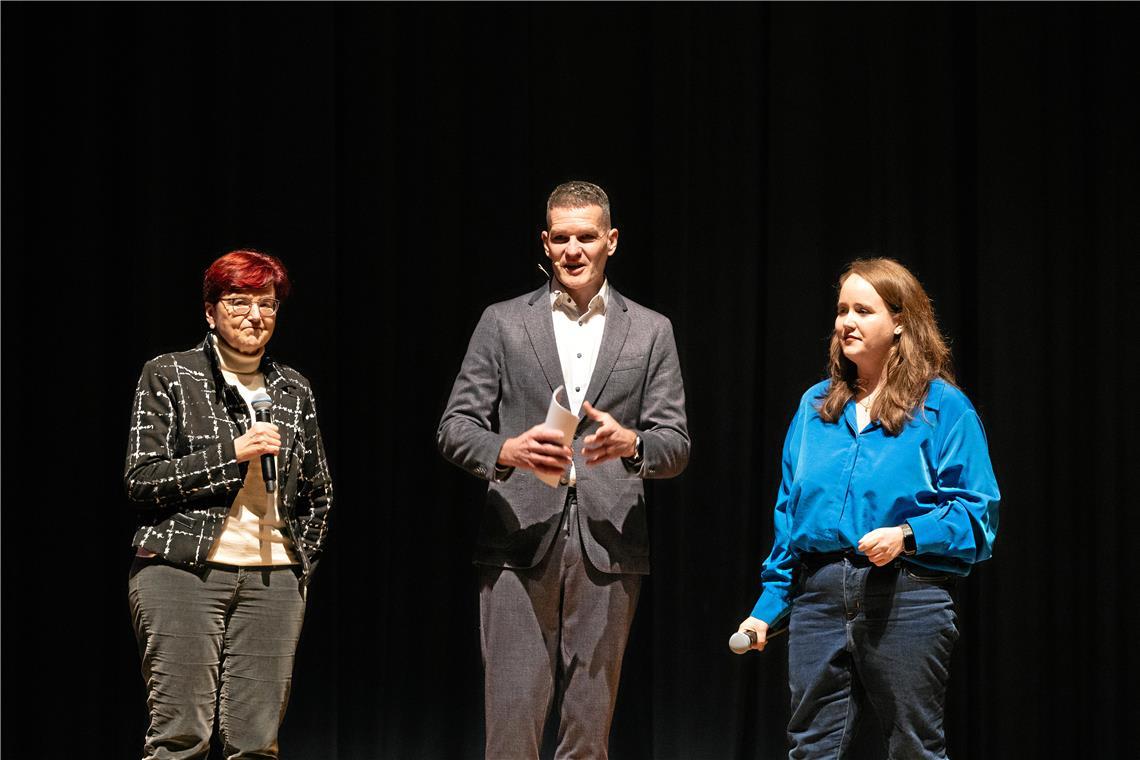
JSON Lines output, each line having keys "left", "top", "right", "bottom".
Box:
{"left": 894, "top": 327, "right": 902, "bottom": 335}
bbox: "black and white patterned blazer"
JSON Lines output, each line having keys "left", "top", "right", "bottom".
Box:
{"left": 125, "top": 334, "right": 333, "bottom": 583}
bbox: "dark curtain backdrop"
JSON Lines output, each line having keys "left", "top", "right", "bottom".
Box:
{"left": 3, "top": 3, "right": 1136, "bottom": 759}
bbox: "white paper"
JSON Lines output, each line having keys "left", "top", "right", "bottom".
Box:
{"left": 535, "top": 385, "right": 578, "bottom": 487}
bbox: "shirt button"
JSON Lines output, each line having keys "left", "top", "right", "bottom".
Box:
{"left": 577, "top": 353, "right": 582, "bottom": 358}
{"left": 575, "top": 386, "right": 580, "bottom": 392}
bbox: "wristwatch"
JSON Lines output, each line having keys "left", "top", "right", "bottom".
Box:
{"left": 900, "top": 522, "right": 917, "bottom": 556}
{"left": 624, "top": 435, "right": 644, "bottom": 466}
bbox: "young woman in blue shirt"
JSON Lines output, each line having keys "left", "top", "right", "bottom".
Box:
{"left": 738, "top": 258, "right": 1000, "bottom": 759}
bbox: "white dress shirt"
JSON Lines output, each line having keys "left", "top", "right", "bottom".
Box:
{"left": 550, "top": 279, "right": 609, "bottom": 486}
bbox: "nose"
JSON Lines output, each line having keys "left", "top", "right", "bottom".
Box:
{"left": 246, "top": 303, "right": 264, "bottom": 321}
{"left": 565, "top": 237, "right": 583, "bottom": 255}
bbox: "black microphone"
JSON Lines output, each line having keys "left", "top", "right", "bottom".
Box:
{"left": 250, "top": 391, "right": 277, "bottom": 493}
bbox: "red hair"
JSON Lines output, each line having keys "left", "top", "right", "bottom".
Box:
{"left": 202, "top": 250, "right": 291, "bottom": 303}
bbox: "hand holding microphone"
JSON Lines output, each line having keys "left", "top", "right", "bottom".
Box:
{"left": 730, "top": 616, "right": 774, "bottom": 654}
{"left": 234, "top": 392, "right": 280, "bottom": 492}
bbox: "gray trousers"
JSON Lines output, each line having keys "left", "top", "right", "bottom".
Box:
{"left": 128, "top": 557, "right": 306, "bottom": 760}
{"left": 479, "top": 490, "right": 642, "bottom": 760}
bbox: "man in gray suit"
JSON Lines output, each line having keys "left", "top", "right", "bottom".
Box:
{"left": 438, "top": 181, "right": 690, "bottom": 759}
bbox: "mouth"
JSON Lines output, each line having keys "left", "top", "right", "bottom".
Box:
{"left": 562, "top": 263, "right": 586, "bottom": 276}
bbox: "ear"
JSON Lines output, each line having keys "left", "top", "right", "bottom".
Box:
{"left": 893, "top": 324, "right": 903, "bottom": 336}
{"left": 541, "top": 230, "right": 554, "bottom": 260}
{"left": 205, "top": 302, "right": 216, "bottom": 330}
{"left": 607, "top": 227, "right": 619, "bottom": 257}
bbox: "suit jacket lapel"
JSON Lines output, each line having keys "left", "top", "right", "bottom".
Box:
{"left": 580, "top": 288, "right": 631, "bottom": 422}
{"left": 523, "top": 283, "right": 564, "bottom": 393}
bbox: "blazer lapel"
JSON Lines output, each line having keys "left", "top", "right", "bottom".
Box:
{"left": 580, "top": 288, "right": 631, "bottom": 422}
{"left": 523, "top": 284, "right": 564, "bottom": 393}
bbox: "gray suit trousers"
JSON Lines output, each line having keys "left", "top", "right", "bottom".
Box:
{"left": 479, "top": 490, "right": 641, "bottom": 760}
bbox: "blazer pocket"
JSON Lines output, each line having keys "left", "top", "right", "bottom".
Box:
{"left": 612, "top": 354, "right": 647, "bottom": 372}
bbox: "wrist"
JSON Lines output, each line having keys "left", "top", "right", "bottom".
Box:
{"left": 497, "top": 437, "right": 518, "bottom": 469}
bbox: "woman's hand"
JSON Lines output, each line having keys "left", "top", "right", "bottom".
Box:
{"left": 737, "top": 617, "right": 770, "bottom": 652}
{"left": 857, "top": 526, "right": 905, "bottom": 566}
{"left": 234, "top": 421, "right": 281, "bottom": 463}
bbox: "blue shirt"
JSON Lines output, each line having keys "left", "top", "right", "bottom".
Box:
{"left": 750, "top": 379, "right": 1000, "bottom": 625}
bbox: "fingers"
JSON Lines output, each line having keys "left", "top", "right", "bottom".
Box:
{"left": 583, "top": 442, "right": 627, "bottom": 465}
{"left": 234, "top": 425, "right": 282, "bottom": 463}
{"left": 523, "top": 428, "right": 571, "bottom": 474}
{"left": 530, "top": 425, "right": 569, "bottom": 444}
{"left": 737, "top": 618, "right": 769, "bottom": 651}
{"left": 582, "top": 401, "right": 604, "bottom": 421}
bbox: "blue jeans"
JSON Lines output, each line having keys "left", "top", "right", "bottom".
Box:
{"left": 128, "top": 557, "right": 306, "bottom": 760}
{"left": 787, "top": 555, "right": 959, "bottom": 759}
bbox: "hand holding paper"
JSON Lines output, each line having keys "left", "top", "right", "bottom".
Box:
{"left": 495, "top": 386, "right": 575, "bottom": 486}
{"left": 535, "top": 386, "right": 578, "bottom": 486}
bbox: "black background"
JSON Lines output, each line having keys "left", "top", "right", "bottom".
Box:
{"left": 3, "top": 4, "right": 1136, "bottom": 759}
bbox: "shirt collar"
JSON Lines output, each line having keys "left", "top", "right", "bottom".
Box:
{"left": 549, "top": 278, "right": 608, "bottom": 318}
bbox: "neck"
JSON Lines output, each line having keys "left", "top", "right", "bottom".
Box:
{"left": 213, "top": 334, "right": 263, "bottom": 374}
{"left": 854, "top": 362, "right": 888, "bottom": 400}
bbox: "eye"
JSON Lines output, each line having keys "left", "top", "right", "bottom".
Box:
{"left": 579, "top": 235, "right": 597, "bottom": 243}
{"left": 551, "top": 235, "right": 569, "bottom": 244}
{"left": 232, "top": 299, "right": 252, "bottom": 307}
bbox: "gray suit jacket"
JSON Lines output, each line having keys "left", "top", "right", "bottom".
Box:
{"left": 438, "top": 283, "right": 690, "bottom": 575}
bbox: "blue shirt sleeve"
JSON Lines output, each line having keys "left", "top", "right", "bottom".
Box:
{"left": 749, "top": 400, "right": 806, "bottom": 626}
{"left": 907, "top": 407, "right": 1001, "bottom": 564}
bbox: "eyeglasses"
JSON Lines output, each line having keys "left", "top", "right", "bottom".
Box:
{"left": 220, "top": 297, "right": 281, "bottom": 317}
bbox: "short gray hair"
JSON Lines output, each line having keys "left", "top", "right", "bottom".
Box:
{"left": 546, "top": 180, "right": 612, "bottom": 228}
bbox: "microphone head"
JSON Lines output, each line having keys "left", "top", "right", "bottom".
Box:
{"left": 251, "top": 391, "right": 273, "bottom": 412}
{"left": 729, "top": 631, "right": 756, "bottom": 655}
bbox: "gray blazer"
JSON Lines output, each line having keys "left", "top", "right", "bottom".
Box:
{"left": 438, "top": 283, "right": 689, "bottom": 575}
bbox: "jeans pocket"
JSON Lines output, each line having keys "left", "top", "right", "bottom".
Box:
{"left": 903, "top": 565, "right": 952, "bottom": 583}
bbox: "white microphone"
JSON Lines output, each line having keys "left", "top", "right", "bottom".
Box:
{"left": 729, "top": 630, "right": 757, "bottom": 654}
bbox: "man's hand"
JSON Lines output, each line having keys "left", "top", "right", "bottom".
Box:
{"left": 581, "top": 401, "right": 638, "bottom": 465}
{"left": 736, "top": 617, "right": 770, "bottom": 652}
{"left": 498, "top": 425, "right": 572, "bottom": 478}
{"left": 857, "top": 527, "right": 905, "bottom": 566}
{"left": 234, "top": 421, "right": 281, "bottom": 463}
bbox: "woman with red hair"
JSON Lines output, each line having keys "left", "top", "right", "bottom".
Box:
{"left": 737, "top": 258, "right": 1000, "bottom": 759}
{"left": 125, "top": 250, "right": 333, "bottom": 758}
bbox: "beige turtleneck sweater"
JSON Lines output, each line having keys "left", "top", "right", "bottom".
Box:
{"left": 205, "top": 335, "right": 298, "bottom": 567}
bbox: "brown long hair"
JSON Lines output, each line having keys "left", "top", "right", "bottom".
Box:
{"left": 817, "top": 258, "right": 955, "bottom": 435}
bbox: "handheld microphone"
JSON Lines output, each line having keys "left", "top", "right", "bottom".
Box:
{"left": 729, "top": 623, "right": 787, "bottom": 654}
{"left": 729, "top": 630, "right": 757, "bottom": 654}
{"left": 250, "top": 391, "right": 277, "bottom": 493}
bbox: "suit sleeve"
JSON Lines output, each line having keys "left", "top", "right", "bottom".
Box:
{"left": 124, "top": 359, "right": 244, "bottom": 507}
{"left": 627, "top": 318, "right": 690, "bottom": 480}
{"left": 437, "top": 306, "right": 512, "bottom": 482}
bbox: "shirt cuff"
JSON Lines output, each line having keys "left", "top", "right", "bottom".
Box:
{"left": 749, "top": 589, "right": 791, "bottom": 627}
